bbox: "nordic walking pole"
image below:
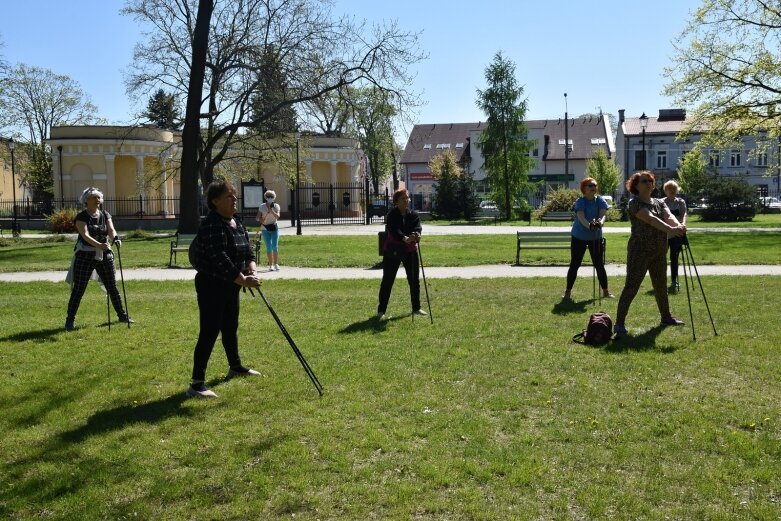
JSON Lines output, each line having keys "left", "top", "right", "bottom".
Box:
{"left": 416, "top": 239, "right": 433, "bottom": 324}
{"left": 114, "top": 238, "right": 130, "bottom": 328}
{"left": 683, "top": 236, "right": 718, "bottom": 336}
{"left": 250, "top": 287, "right": 323, "bottom": 396}
{"left": 107, "top": 290, "right": 111, "bottom": 331}
{"left": 680, "top": 237, "right": 696, "bottom": 341}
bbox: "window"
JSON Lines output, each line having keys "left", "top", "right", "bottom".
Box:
{"left": 730, "top": 149, "right": 742, "bottom": 167}
{"left": 656, "top": 151, "right": 667, "bottom": 169}
{"left": 756, "top": 151, "right": 768, "bottom": 167}
{"left": 590, "top": 138, "right": 606, "bottom": 145}
{"left": 635, "top": 150, "right": 646, "bottom": 170}
{"left": 532, "top": 148, "right": 539, "bottom": 157}
{"left": 455, "top": 142, "right": 464, "bottom": 149}
{"left": 709, "top": 150, "right": 721, "bottom": 167}
{"left": 436, "top": 143, "right": 451, "bottom": 149}
{"left": 423, "top": 144, "right": 431, "bottom": 150}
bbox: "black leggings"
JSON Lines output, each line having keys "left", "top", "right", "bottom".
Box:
{"left": 377, "top": 249, "right": 420, "bottom": 314}
{"left": 668, "top": 237, "right": 684, "bottom": 283}
{"left": 566, "top": 236, "right": 608, "bottom": 291}
{"left": 191, "top": 273, "right": 243, "bottom": 382}
{"left": 67, "top": 250, "right": 126, "bottom": 321}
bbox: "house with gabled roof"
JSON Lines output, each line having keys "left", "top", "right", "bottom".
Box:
{"left": 400, "top": 115, "right": 615, "bottom": 210}
{"left": 615, "top": 109, "right": 780, "bottom": 196}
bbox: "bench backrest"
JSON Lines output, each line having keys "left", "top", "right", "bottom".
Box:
{"left": 173, "top": 233, "right": 197, "bottom": 246}
{"left": 517, "top": 231, "right": 571, "bottom": 242}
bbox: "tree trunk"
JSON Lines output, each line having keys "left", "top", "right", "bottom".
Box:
{"left": 178, "top": 0, "right": 213, "bottom": 233}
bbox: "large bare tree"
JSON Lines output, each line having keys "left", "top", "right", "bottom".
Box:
{"left": 123, "top": 0, "right": 424, "bottom": 232}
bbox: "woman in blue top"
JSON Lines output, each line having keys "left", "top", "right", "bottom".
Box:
{"left": 562, "top": 177, "right": 614, "bottom": 299}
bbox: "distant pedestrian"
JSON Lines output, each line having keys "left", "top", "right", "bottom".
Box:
{"left": 614, "top": 172, "right": 687, "bottom": 335}
{"left": 256, "top": 189, "right": 281, "bottom": 271}
{"left": 188, "top": 180, "right": 262, "bottom": 399}
{"left": 663, "top": 180, "right": 688, "bottom": 293}
{"left": 377, "top": 189, "right": 426, "bottom": 320}
{"left": 562, "top": 177, "right": 614, "bottom": 300}
{"left": 65, "top": 187, "right": 132, "bottom": 331}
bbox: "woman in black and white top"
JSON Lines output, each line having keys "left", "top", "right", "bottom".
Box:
{"left": 256, "top": 189, "right": 281, "bottom": 271}
{"left": 663, "top": 180, "right": 688, "bottom": 293}
{"left": 65, "top": 187, "right": 132, "bottom": 331}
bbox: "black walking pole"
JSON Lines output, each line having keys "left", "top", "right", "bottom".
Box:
{"left": 114, "top": 239, "right": 130, "bottom": 329}
{"left": 680, "top": 238, "right": 696, "bottom": 341}
{"left": 682, "top": 236, "right": 718, "bottom": 336}
{"left": 417, "top": 242, "right": 433, "bottom": 324}
{"left": 106, "top": 290, "right": 111, "bottom": 331}
{"left": 250, "top": 288, "right": 323, "bottom": 396}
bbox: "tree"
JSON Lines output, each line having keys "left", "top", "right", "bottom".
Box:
{"left": 663, "top": 0, "right": 781, "bottom": 153}
{"left": 123, "top": 0, "right": 424, "bottom": 232}
{"left": 476, "top": 52, "right": 534, "bottom": 220}
{"left": 700, "top": 176, "right": 757, "bottom": 221}
{"left": 353, "top": 88, "right": 396, "bottom": 193}
{"left": 430, "top": 149, "right": 461, "bottom": 219}
{"left": 585, "top": 147, "right": 621, "bottom": 197}
{"left": 0, "top": 64, "right": 101, "bottom": 196}
{"left": 676, "top": 150, "right": 710, "bottom": 199}
{"left": 144, "top": 88, "right": 181, "bottom": 130}
{"left": 251, "top": 45, "right": 297, "bottom": 136}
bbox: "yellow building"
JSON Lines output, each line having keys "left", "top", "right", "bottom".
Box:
{"left": 47, "top": 126, "right": 365, "bottom": 219}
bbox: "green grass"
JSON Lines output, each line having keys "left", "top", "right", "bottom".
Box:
{"left": 439, "top": 212, "right": 781, "bottom": 228}
{"left": 1, "top": 277, "right": 779, "bottom": 519}
{"left": 1, "top": 230, "right": 781, "bottom": 271}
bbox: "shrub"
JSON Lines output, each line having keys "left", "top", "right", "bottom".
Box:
{"left": 46, "top": 208, "right": 78, "bottom": 233}
{"left": 125, "top": 228, "right": 152, "bottom": 239}
{"left": 533, "top": 187, "right": 579, "bottom": 220}
{"left": 700, "top": 177, "right": 757, "bottom": 221}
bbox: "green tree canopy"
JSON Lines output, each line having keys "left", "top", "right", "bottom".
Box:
{"left": 664, "top": 0, "right": 781, "bottom": 155}
{"left": 476, "top": 51, "right": 534, "bottom": 220}
{"left": 584, "top": 147, "right": 621, "bottom": 196}
{"left": 676, "top": 150, "right": 710, "bottom": 199}
{"left": 144, "top": 88, "right": 181, "bottom": 130}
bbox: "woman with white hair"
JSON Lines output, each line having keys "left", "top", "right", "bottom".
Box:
{"left": 65, "top": 187, "right": 132, "bottom": 331}
{"left": 256, "top": 189, "right": 281, "bottom": 271}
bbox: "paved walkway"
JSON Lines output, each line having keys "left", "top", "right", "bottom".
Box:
{"left": 2, "top": 264, "right": 780, "bottom": 282}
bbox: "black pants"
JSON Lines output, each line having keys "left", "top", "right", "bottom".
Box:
{"left": 668, "top": 236, "right": 684, "bottom": 283}
{"left": 566, "top": 236, "right": 608, "bottom": 291}
{"left": 67, "top": 250, "right": 126, "bottom": 321}
{"left": 192, "top": 273, "right": 243, "bottom": 382}
{"left": 377, "top": 248, "right": 420, "bottom": 314}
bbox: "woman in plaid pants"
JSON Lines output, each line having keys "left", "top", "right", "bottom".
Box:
{"left": 65, "top": 187, "right": 132, "bottom": 331}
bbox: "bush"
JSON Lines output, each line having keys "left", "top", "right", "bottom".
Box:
{"left": 533, "top": 187, "right": 579, "bottom": 220}
{"left": 46, "top": 208, "right": 78, "bottom": 233}
{"left": 699, "top": 177, "right": 757, "bottom": 221}
{"left": 125, "top": 228, "right": 152, "bottom": 239}
{"left": 605, "top": 208, "right": 622, "bottom": 222}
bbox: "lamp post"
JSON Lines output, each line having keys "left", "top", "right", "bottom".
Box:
{"left": 8, "top": 139, "right": 19, "bottom": 237}
{"left": 57, "top": 145, "right": 64, "bottom": 209}
{"left": 295, "top": 132, "right": 302, "bottom": 236}
{"left": 639, "top": 112, "right": 648, "bottom": 170}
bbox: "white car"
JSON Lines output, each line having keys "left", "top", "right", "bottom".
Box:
{"left": 761, "top": 196, "right": 781, "bottom": 209}
{"left": 479, "top": 200, "right": 497, "bottom": 209}
{"left": 601, "top": 195, "right": 614, "bottom": 208}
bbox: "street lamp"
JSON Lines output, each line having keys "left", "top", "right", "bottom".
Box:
{"left": 295, "top": 132, "right": 302, "bottom": 236}
{"left": 57, "top": 145, "right": 64, "bottom": 209}
{"left": 8, "top": 138, "right": 19, "bottom": 237}
{"left": 639, "top": 112, "right": 648, "bottom": 170}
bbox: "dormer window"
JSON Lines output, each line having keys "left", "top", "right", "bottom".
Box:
{"left": 423, "top": 144, "right": 431, "bottom": 149}
{"left": 436, "top": 143, "right": 451, "bottom": 149}
{"left": 455, "top": 142, "right": 464, "bottom": 148}
{"left": 590, "top": 138, "right": 606, "bottom": 145}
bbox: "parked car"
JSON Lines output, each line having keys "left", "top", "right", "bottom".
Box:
{"left": 369, "top": 199, "right": 390, "bottom": 218}
{"left": 479, "top": 200, "right": 497, "bottom": 209}
{"left": 601, "top": 195, "right": 614, "bottom": 208}
{"left": 760, "top": 196, "right": 781, "bottom": 209}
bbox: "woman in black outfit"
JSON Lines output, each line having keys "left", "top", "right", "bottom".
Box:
{"left": 187, "top": 180, "right": 262, "bottom": 399}
{"left": 65, "top": 187, "right": 132, "bottom": 331}
{"left": 377, "top": 189, "right": 426, "bottom": 320}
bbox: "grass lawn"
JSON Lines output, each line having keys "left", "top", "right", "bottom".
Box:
{"left": 1, "top": 230, "right": 781, "bottom": 271}
{"left": 1, "top": 277, "right": 779, "bottom": 519}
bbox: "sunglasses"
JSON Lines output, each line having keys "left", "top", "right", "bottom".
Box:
{"left": 638, "top": 179, "right": 654, "bottom": 184}
{"left": 585, "top": 183, "right": 597, "bottom": 188}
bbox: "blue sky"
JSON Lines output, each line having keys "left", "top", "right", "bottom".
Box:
{"left": 1, "top": 0, "right": 702, "bottom": 131}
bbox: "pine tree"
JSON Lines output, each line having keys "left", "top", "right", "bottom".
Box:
{"left": 144, "top": 89, "right": 181, "bottom": 130}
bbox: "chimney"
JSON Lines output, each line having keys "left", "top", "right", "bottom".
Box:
{"left": 618, "top": 109, "right": 625, "bottom": 125}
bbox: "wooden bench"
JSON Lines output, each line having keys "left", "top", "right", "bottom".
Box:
{"left": 515, "top": 231, "right": 572, "bottom": 264}
{"left": 516, "top": 231, "right": 606, "bottom": 265}
{"left": 539, "top": 210, "right": 574, "bottom": 224}
{"left": 169, "top": 233, "right": 197, "bottom": 267}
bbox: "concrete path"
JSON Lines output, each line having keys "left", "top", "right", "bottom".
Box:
{"left": 2, "top": 264, "right": 780, "bottom": 283}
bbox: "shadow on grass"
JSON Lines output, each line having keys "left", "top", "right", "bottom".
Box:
{"left": 0, "top": 327, "right": 64, "bottom": 343}
{"left": 551, "top": 298, "right": 592, "bottom": 315}
{"left": 603, "top": 325, "right": 678, "bottom": 353}
{"left": 338, "top": 313, "right": 412, "bottom": 334}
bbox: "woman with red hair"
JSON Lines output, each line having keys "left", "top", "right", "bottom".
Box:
{"left": 614, "top": 171, "right": 687, "bottom": 335}
{"left": 562, "top": 177, "right": 613, "bottom": 299}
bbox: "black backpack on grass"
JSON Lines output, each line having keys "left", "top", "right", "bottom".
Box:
{"left": 573, "top": 312, "right": 613, "bottom": 345}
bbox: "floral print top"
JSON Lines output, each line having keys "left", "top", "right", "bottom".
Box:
{"left": 627, "top": 197, "right": 670, "bottom": 255}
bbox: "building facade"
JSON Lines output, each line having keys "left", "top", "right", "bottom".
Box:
{"left": 400, "top": 116, "right": 615, "bottom": 210}
{"left": 615, "top": 109, "right": 781, "bottom": 196}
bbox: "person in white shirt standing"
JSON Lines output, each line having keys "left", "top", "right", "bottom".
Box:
{"left": 256, "top": 190, "right": 281, "bottom": 271}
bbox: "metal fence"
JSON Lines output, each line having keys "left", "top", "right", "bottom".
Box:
{"left": 293, "top": 182, "right": 368, "bottom": 225}
{"left": 0, "top": 196, "right": 194, "bottom": 219}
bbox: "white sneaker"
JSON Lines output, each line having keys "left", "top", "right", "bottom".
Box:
{"left": 267, "top": 265, "right": 274, "bottom": 272}
{"left": 226, "top": 367, "right": 261, "bottom": 379}
{"left": 273, "top": 264, "right": 280, "bottom": 271}
{"left": 376, "top": 312, "right": 389, "bottom": 321}
{"left": 413, "top": 309, "right": 428, "bottom": 316}
{"left": 186, "top": 384, "right": 218, "bottom": 398}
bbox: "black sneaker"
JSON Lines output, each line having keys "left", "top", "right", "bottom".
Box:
{"left": 226, "top": 366, "right": 261, "bottom": 378}
{"left": 118, "top": 316, "right": 135, "bottom": 324}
